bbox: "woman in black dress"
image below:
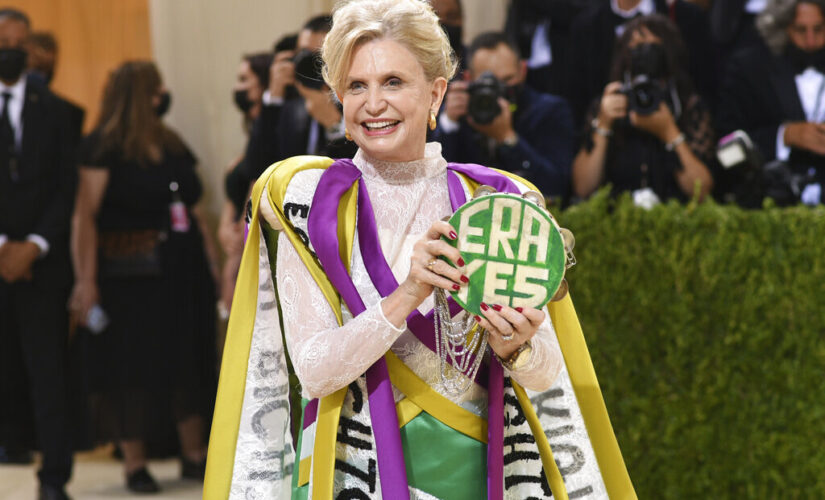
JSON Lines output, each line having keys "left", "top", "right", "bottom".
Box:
{"left": 572, "top": 14, "right": 715, "bottom": 205}
{"left": 69, "top": 61, "right": 217, "bottom": 493}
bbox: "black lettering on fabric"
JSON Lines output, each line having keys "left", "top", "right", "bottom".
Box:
{"left": 505, "top": 468, "right": 552, "bottom": 497}
{"left": 504, "top": 392, "right": 527, "bottom": 427}
{"left": 552, "top": 443, "right": 586, "bottom": 476}
{"left": 503, "top": 433, "right": 540, "bottom": 465}
{"left": 532, "top": 388, "right": 570, "bottom": 418}
{"left": 284, "top": 203, "right": 310, "bottom": 220}
{"left": 335, "top": 458, "right": 377, "bottom": 495}
{"left": 337, "top": 417, "right": 372, "bottom": 450}
{"left": 336, "top": 487, "right": 371, "bottom": 500}
{"left": 569, "top": 485, "right": 595, "bottom": 498}
{"left": 349, "top": 381, "right": 364, "bottom": 413}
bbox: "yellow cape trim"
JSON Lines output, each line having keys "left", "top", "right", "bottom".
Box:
{"left": 395, "top": 398, "right": 425, "bottom": 428}
{"left": 204, "top": 156, "right": 336, "bottom": 499}
{"left": 549, "top": 296, "right": 637, "bottom": 499}
{"left": 386, "top": 351, "right": 488, "bottom": 443}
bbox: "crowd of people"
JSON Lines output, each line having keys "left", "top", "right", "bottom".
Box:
{"left": 2, "top": 0, "right": 825, "bottom": 497}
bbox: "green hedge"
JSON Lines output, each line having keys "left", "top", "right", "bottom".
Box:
{"left": 554, "top": 191, "right": 825, "bottom": 499}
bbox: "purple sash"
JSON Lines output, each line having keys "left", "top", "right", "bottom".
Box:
{"left": 305, "top": 159, "right": 520, "bottom": 499}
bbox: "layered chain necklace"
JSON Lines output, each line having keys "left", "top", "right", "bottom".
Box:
{"left": 433, "top": 287, "right": 488, "bottom": 396}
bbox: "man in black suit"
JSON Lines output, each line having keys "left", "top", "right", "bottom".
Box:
{"left": 566, "top": 0, "right": 715, "bottom": 125}
{"left": 717, "top": 0, "right": 825, "bottom": 205}
{"left": 25, "top": 31, "right": 85, "bottom": 147}
{"left": 434, "top": 32, "right": 575, "bottom": 200}
{"left": 0, "top": 8, "right": 76, "bottom": 500}
{"left": 240, "top": 15, "right": 356, "bottom": 184}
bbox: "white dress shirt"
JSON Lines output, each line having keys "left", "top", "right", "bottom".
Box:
{"left": 776, "top": 67, "right": 825, "bottom": 161}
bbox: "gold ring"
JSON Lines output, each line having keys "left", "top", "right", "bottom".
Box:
{"left": 426, "top": 258, "right": 437, "bottom": 271}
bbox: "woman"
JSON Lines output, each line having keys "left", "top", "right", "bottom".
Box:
{"left": 70, "top": 61, "right": 217, "bottom": 493}
{"left": 206, "top": 1, "right": 635, "bottom": 498}
{"left": 572, "top": 15, "right": 715, "bottom": 205}
{"left": 219, "top": 51, "right": 275, "bottom": 319}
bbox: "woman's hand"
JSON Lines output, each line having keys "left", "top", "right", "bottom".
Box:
{"left": 630, "top": 102, "right": 680, "bottom": 144}
{"left": 68, "top": 279, "right": 100, "bottom": 326}
{"left": 476, "top": 303, "right": 545, "bottom": 361}
{"left": 597, "top": 81, "right": 628, "bottom": 129}
{"left": 399, "top": 220, "right": 468, "bottom": 306}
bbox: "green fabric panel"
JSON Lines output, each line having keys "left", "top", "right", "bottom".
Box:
{"left": 291, "top": 398, "right": 309, "bottom": 500}
{"left": 401, "top": 411, "right": 487, "bottom": 500}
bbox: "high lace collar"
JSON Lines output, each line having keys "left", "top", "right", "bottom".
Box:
{"left": 354, "top": 142, "right": 447, "bottom": 185}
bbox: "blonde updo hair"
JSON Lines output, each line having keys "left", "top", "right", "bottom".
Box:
{"left": 321, "top": 0, "right": 458, "bottom": 94}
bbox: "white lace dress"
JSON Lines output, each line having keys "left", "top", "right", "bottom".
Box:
{"left": 276, "top": 142, "right": 563, "bottom": 409}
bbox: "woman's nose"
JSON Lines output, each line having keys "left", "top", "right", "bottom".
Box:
{"left": 364, "top": 88, "right": 387, "bottom": 115}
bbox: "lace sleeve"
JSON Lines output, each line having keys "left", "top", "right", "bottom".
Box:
{"left": 276, "top": 231, "right": 406, "bottom": 399}
{"left": 506, "top": 312, "right": 563, "bottom": 392}
{"left": 681, "top": 95, "right": 716, "bottom": 165}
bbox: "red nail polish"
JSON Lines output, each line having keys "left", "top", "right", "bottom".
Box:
{"left": 460, "top": 275, "right": 469, "bottom": 283}
{"left": 492, "top": 304, "right": 502, "bottom": 312}
{"left": 480, "top": 302, "right": 489, "bottom": 311}
{"left": 474, "top": 315, "right": 481, "bottom": 322}
{"left": 449, "top": 231, "right": 458, "bottom": 240}
{"left": 452, "top": 284, "right": 460, "bottom": 291}
{"left": 457, "top": 257, "right": 465, "bottom": 267}
{"left": 515, "top": 307, "right": 523, "bottom": 313}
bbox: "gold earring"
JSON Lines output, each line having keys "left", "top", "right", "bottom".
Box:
{"left": 429, "top": 110, "right": 437, "bottom": 131}
{"left": 345, "top": 129, "right": 352, "bottom": 141}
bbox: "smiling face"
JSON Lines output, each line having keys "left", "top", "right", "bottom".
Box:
{"left": 341, "top": 38, "right": 447, "bottom": 162}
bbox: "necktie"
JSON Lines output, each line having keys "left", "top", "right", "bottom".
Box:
{"left": 0, "top": 92, "right": 17, "bottom": 181}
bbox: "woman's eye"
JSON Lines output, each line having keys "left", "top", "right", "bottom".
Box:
{"left": 350, "top": 82, "right": 366, "bottom": 92}
{"left": 386, "top": 78, "right": 402, "bottom": 88}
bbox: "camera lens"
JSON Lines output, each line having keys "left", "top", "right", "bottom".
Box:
{"left": 467, "top": 71, "right": 504, "bottom": 124}
{"left": 293, "top": 49, "right": 324, "bottom": 90}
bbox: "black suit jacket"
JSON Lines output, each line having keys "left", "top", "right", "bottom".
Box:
{"left": 717, "top": 46, "right": 813, "bottom": 162}
{"left": 434, "top": 85, "right": 575, "bottom": 198}
{"left": 0, "top": 79, "right": 77, "bottom": 287}
{"left": 240, "top": 97, "right": 357, "bottom": 184}
{"left": 717, "top": 46, "right": 825, "bottom": 201}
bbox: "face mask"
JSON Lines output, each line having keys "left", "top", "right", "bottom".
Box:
{"left": 441, "top": 23, "right": 464, "bottom": 61}
{"left": 155, "top": 92, "right": 171, "bottom": 117}
{"left": 629, "top": 43, "right": 667, "bottom": 79}
{"left": 233, "top": 89, "right": 252, "bottom": 113}
{"left": 0, "top": 47, "right": 27, "bottom": 82}
{"left": 785, "top": 43, "right": 825, "bottom": 73}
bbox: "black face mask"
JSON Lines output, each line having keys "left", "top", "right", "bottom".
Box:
{"left": 629, "top": 43, "right": 667, "bottom": 78}
{"left": 155, "top": 92, "right": 171, "bottom": 117}
{"left": 0, "top": 47, "right": 27, "bottom": 82}
{"left": 441, "top": 23, "right": 464, "bottom": 61}
{"left": 233, "top": 89, "right": 253, "bottom": 113}
{"left": 785, "top": 43, "right": 825, "bottom": 73}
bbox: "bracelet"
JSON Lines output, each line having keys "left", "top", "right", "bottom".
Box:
{"left": 590, "top": 117, "right": 613, "bottom": 137}
{"left": 665, "top": 133, "right": 686, "bottom": 151}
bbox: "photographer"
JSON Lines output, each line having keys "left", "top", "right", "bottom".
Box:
{"left": 717, "top": 0, "right": 825, "bottom": 205}
{"left": 435, "top": 32, "right": 574, "bottom": 199}
{"left": 572, "top": 15, "right": 714, "bottom": 205}
{"left": 240, "top": 15, "right": 355, "bottom": 183}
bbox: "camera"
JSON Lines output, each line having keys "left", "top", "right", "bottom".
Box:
{"left": 715, "top": 129, "right": 817, "bottom": 207}
{"left": 621, "top": 74, "right": 665, "bottom": 116}
{"left": 467, "top": 71, "right": 505, "bottom": 124}
{"left": 292, "top": 49, "right": 325, "bottom": 90}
